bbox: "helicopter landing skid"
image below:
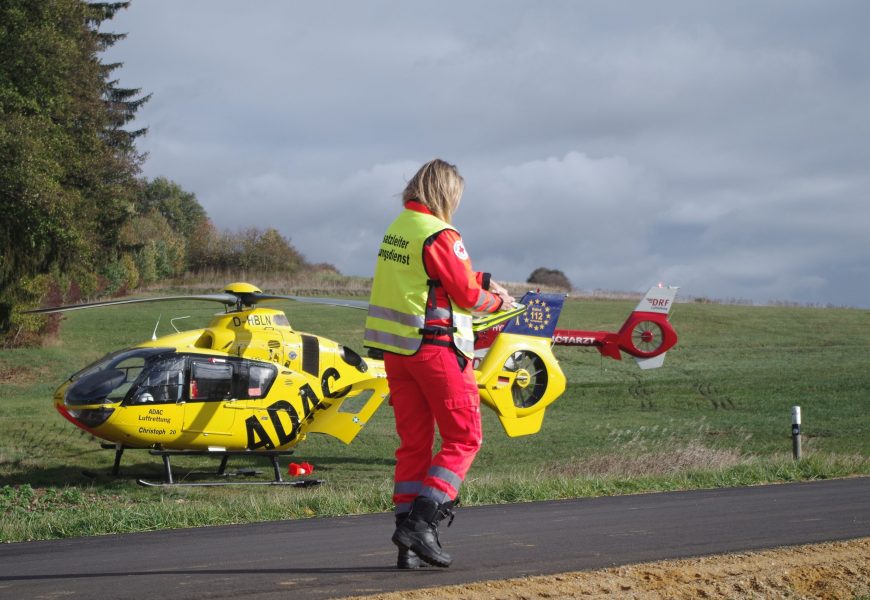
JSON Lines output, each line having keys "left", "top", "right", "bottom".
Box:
{"left": 136, "top": 477, "right": 324, "bottom": 488}
{"left": 99, "top": 444, "right": 322, "bottom": 487}
{"left": 136, "top": 448, "right": 323, "bottom": 488}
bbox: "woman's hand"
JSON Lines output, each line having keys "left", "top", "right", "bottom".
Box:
{"left": 490, "top": 280, "right": 515, "bottom": 309}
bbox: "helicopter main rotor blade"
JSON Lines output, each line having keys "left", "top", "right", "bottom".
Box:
{"left": 251, "top": 294, "right": 369, "bottom": 310}
{"left": 24, "top": 294, "right": 240, "bottom": 314}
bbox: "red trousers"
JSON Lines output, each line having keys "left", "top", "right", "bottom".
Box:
{"left": 385, "top": 344, "right": 482, "bottom": 513}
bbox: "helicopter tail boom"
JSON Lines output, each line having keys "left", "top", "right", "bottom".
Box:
{"left": 552, "top": 284, "right": 679, "bottom": 369}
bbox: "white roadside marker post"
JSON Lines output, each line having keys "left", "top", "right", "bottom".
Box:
{"left": 792, "top": 405, "right": 802, "bottom": 460}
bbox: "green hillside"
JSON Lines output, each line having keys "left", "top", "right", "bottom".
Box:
{"left": 1, "top": 291, "right": 867, "bottom": 541}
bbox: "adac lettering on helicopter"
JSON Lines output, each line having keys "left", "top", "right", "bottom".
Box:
{"left": 245, "top": 400, "right": 299, "bottom": 450}
{"left": 244, "top": 382, "right": 323, "bottom": 450}
{"left": 138, "top": 411, "right": 172, "bottom": 424}
{"left": 137, "top": 407, "right": 178, "bottom": 436}
{"left": 321, "top": 367, "right": 352, "bottom": 399}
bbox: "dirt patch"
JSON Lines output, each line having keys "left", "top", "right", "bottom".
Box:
{"left": 350, "top": 538, "right": 870, "bottom": 600}
{"left": 0, "top": 366, "right": 33, "bottom": 384}
{"left": 543, "top": 441, "right": 744, "bottom": 478}
{"left": 0, "top": 362, "right": 58, "bottom": 386}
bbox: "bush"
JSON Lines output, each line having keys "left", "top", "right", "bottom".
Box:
{"left": 120, "top": 253, "right": 140, "bottom": 291}
{"left": 1, "top": 274, "right": 59, "bottom": 346}
{"left": 527, "top": 267, "right": 572, "bottom": 290}
{"left": 101, "top": 257, "right": 129, "bottom": 296}
{"left": 135, "top": 243, "right": 158, "bottom": 286}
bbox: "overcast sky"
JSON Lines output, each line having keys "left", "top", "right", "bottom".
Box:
{"left": 103, "top": 1, "right": 870, "bottom": 307}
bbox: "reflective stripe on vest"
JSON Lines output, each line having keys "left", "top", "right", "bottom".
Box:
{"left": 452, "top": 311, "right": 474, "bottom": 357}
{"left": 365, "top": 209, "right": 475, "bottom": 358}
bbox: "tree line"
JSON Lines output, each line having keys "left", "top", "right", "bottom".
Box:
{"left": 0, "top": 1, "right": 312, "bottom": 344}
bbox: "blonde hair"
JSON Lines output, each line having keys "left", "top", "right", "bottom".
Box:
{"left": 402, "top": 159, "right": 465, "bottom": 223}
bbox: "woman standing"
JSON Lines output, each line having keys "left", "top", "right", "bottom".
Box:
{"left": 364, "top": 159, "right": 514, "bottom": 568}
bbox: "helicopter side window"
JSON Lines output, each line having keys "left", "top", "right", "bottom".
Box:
{"left": 190, "top": 360, "right": 234, "bottom": 401}
{"left": 129, "top": 356, "right": 186, "bottom": 404}
{"left": 244, "top": 363, "right": 277, "bottom": 399}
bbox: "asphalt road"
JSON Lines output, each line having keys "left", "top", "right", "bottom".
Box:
{"left": 1, "top": 477, "right": 868, "bottom": 600}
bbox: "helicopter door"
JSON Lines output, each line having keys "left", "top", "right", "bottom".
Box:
{"left": 182, "top": 359, "right": 242, "bottom": 435}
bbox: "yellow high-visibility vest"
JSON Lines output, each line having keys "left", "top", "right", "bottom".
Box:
{"left": 364, "top": 209, "right": 474, "bottom": 358}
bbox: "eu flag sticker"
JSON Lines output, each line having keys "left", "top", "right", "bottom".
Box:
{"left": 503, "top": 292, "right": 565, "bottom": 338}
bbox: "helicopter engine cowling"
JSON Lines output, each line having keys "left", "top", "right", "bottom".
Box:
{"left": 474, "top": 332, "right": 566, "bottom": 437}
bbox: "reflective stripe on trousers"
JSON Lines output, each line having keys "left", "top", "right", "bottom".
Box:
{"left": 393, "top": 481, "right": 422, "bottom": 515}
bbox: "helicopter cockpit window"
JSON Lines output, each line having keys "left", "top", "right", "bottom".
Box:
{"left": 129, "top": 356, "right": 187, "bottom": 404}
{"left": 190, "top": 360, "right": 234, "bottom": 401}
{"left": 244, "top": 363, "right": 277, "bottom": 399}
{"left": 70, "top": 347, "right": 170, "bottom": 382}
{"left": 66, "top": 347, "right": 173, "bottom": 406}
{"left": 107, "top": 356, "right": 151, "bottom": 401}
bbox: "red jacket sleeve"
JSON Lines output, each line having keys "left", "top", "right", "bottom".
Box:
{"left": 423, "top": 229, "right": 503, "bottom": 313}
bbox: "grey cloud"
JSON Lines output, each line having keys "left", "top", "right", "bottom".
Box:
{"left": 104, "top": 0, "right": 870, "bottom": 306}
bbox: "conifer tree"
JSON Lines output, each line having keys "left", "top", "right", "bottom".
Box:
{"left": 0, "top": 0, "right": 149, "bottom": 337}
{"left": 89, "top": 2, "right": 151, "bottom": 151}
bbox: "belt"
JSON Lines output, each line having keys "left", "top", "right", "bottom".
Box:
{"left": 421, "top": 336, "right": 452, "bottom": 347}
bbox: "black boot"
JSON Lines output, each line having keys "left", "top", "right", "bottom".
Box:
{"left": 395, "top": 513, "right": 422, "bottom": 569}
{"left": 392, "top": 496, "right": 455, "bottom": 568}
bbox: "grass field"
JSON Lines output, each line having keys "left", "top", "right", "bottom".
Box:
{"left": 1, "top": 290, "right": 868, "bottom": 542}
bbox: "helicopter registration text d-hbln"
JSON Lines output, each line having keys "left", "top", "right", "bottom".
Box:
{"left": 29, "top": 282, "right": 677, "bottom": 485}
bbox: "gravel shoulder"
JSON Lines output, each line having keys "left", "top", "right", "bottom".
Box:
{"left": 352, "top": 538, "right": 870, "bottom": 600}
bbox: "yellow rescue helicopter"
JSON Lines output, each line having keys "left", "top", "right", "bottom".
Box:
{"left": 27, "top": 282, "right": 677, "bottom": 486}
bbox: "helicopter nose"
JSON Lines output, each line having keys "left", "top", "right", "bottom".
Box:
{"left": 55, "top": 382, "right": 116, "bottom": 429}
{"left": 66, "top": 407, "right": 115, "bottom": 428}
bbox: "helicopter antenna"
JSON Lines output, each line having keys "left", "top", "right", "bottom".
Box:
{"left": 170, "top": 316, "right": 191, "bottom": 333}
{"left": 152, "top": 315, "right": 161, "bottom": 341}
